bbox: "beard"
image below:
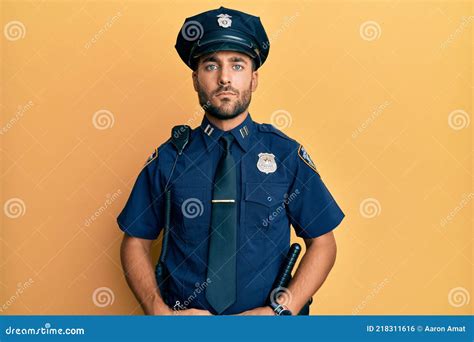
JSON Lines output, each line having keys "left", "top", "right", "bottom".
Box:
{"left": 197, "top": 84, "right": 252, "bottom": 120}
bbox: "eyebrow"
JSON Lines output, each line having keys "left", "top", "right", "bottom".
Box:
{"left": 201, "top": 55, "right": 248, "bottom": 65}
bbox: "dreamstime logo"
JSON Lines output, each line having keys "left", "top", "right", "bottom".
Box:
{"left": 92, "top": 110, "right": 115, "bottom": 130}
{"left": 440, "top": 192, "right": 473, "bottom": 228}
{"left": 176, "top": 100, "right": 212, "bottom": 136}
{"left": 440, "top": 16, "right": 474, "bottom": 50}
{"left": 84, "top": 11, "right": 122, "bottom": 50}
{"left": 359, "top": 21, "right": 381, "bottom": 41}
{"left": 269, "top": 286, "right": 293, "bottom": 307}
{"left": 172, "top": 279, "right": 212, "bottom": 312}
{"left": 263, "top": 189, "right": 300, "bottom": 227}
{"left": 4, "top": 198, "right": 26, "bottom": 219}
{"left": 0, "top": 101, "right": 34, "bottom": 135}
{"left": 352, "top": 100, "right": 391, "bottom": 139}
{"left": 448, "top": 110, "right": 470, "bottom": 131}
{"left": 359, "top": 198, "right": 381, "bottom": 218}
{"left": 448, "top": 287, "right": 470, "bottom": 308}
{"left": 261, "top": 11, "right": 300, "bottom": 50}
{"left": 270, "top": 109, "right": 292, "bottom": 130}
{"left": 4, "top": 322, "right": 85, "bottom": 336}
{"left": 181, "top": 20, "right": 204, "bottom": 41}
{"left": 0, "top": 278, "right": 34, "bottom": 313}
{"left": 84, "top": 190, "right": 122, "bottom": 227}
{"left": 4, "top": 21, "right": 26, "bottom": 41}
{"left": 181, "top": 198, "right": 204, "bottom": 219}
{"left": 352, "top": 277, "right": 390, "bottom": 314}
{"left": 92, "top": 287, "right": 115, "bottom": 308}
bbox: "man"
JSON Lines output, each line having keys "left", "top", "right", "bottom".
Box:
{"left": 117, "top": 6, "right": 345, "bottom": 316}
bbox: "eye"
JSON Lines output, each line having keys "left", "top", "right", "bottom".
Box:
{"left": 233, "top": 64, "right": 244, "bottom": 71}
{"left": 205, "top": 64, "right": 218, "bottom": 71}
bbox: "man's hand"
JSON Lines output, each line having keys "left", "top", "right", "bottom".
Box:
{"left": 149, "top": 301, "right": 212, "bottom": 315}
{"left": 150, "top": 305, "right": 212, "bottom": 316}
{"left": 235, "top": 306, "right": 274, "bottom": 316}
{"left": 173, "top": 308, "right": 213, "bottom": 316}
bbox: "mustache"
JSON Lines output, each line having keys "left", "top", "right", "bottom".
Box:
{"left": 214, "top": 87, "right": 239, "bottom": 96}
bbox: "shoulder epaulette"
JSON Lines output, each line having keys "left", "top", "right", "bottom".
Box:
{"left": 257, "top": 123, "right": 295, "bottom": 142}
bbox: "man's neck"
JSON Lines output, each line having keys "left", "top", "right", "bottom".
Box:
{"left": 205, "top": 110, "right": 248, "bottom": 132}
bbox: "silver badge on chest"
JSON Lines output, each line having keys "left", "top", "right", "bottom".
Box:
{"left": 257, "top": 153, "right": 277, "bottom": 174}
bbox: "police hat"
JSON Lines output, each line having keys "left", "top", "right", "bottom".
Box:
{"left": 175, "top": 6, "right": 270, "bottom": 70}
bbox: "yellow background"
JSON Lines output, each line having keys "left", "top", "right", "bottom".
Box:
{"left": 1, "top": 0, "right": 472, "bottom": 315}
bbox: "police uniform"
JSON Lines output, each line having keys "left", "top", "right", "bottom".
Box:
{"left": 117, "top": 6, "right": 345, "bottom": 316}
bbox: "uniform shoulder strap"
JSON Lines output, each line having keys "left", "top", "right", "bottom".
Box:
{"left": 257, "top": 123, "right": 295, "bottom": 142}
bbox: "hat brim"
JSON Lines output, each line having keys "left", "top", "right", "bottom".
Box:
{"left": 192, "top": 41, "right": 257, "bottom": 60}
{"left": 189, "top": 37, "right": 259, "bottom": 69}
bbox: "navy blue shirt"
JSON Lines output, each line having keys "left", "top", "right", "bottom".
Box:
{"left": 117, "top": 113, "right": 345, "bottom": 315}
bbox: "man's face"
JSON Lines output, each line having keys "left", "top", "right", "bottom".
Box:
{"left": 192, "top": 51, "right": 258, "bottom": 120}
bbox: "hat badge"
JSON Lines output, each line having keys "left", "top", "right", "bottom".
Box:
{"left": 217, "top": 13, "right": 232, "bottom": 28}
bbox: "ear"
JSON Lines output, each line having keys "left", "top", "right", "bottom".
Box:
{"left": 251, "top": 70, "right": 258, "bottom": 92}
{"left": 192, "top": 70, "right": 198, "bottom": 92}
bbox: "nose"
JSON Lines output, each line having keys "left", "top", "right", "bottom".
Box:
{"left": 218, "top": 67, "right": 231, "bottom": 86}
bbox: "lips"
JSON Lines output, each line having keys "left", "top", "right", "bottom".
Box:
{"left": 215, "top": 92, "right": 236, "bottom": 96}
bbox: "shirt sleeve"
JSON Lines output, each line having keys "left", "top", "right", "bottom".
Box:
{"left": 286, "top": 144, "right": 345, "bottom": 238}
{"left": 116, "top": 150, "right": 164, "bottom": 240}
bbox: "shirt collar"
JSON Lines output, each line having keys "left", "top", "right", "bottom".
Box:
{"left": 200, "top": 113, "right": 255, "bottom": 152}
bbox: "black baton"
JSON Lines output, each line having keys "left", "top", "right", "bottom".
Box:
{"left": 267, "top": 243, "right": 312, "bottom": 315}
{"left": 268, "top": 243, "right": 301, "bottom": 307}
{"left": 155, "top": 190, "right": 171, "bottom": 305}
{"left": 272, "top": 243, "right": 301, "bottom": 290}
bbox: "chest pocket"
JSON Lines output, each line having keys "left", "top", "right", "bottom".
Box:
{"left": 170, "top": 186, "right": 211, "bottom": 243}
{"left": 243, "top": 182, "right": 289, "bottom": 240}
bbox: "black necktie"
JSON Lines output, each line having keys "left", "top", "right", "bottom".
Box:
{"left": 206, "top": 133, "right": 237, "bottom": 314}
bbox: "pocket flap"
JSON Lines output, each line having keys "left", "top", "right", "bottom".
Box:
{"left": 245, "top": 183, "right": 288, "bottom": 207}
